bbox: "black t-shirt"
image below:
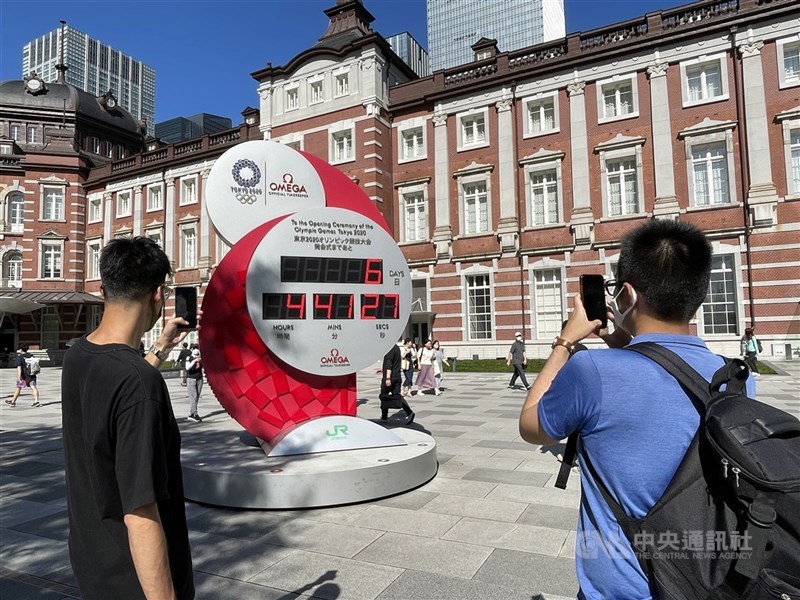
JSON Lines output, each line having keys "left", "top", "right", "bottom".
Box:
{"left": 61, "top": 338, "right": 194, "bottom": 600}
{"left": 186, "top": 356, "right": 202, "bottom": 380}
{"left": 177, "top": 348, "right": 192, "bottom": 364}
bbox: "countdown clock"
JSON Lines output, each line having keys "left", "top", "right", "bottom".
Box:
{"left": 247, "top": 207, "right": 410, "bottom": 376}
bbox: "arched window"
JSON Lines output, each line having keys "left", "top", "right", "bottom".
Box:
{"left": 2, "top": 250, "right": 22, "bottom": 288}
{"left": 7, "top": 193, "right": 24, "bottom": 232}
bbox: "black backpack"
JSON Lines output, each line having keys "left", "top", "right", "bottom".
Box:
{"left": 556, "top": 342, "right": 800, "bottom": 599}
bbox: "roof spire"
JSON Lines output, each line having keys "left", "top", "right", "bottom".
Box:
{"left": 55, "top": 20, "right": 69, "bottom": 84}
{"left": 319, "top": 0, "right": 374, "bottom": 41}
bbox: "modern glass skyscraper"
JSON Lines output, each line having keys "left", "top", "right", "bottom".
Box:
{"left": 22, "top": 24, "right": 156, "bottom": 134}
{"left": 386, "top": 32, "right": 431, "bottom": 77}
{"left": 427, "top": 0, "right": 566, "bottom": 71}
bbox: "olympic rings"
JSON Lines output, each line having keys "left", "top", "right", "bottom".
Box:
{"left": 232, "top": 159, "right": 261, "bottom": 188}
{"left": 236, "top": 194, "right": 258, "bottom": 205}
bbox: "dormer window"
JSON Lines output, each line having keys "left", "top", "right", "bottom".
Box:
{"left": 476, "top": 50, "right": 491, "bottom": 60}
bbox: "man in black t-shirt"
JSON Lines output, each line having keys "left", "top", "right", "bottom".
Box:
{"left": 62, "top": 237, "right": 194, "bottom": 600}
{"left": 177, "top": 342, "right": 191, "bottom": 386}
{"left": 5, "top": 344, "right": 41, "bottom": 407}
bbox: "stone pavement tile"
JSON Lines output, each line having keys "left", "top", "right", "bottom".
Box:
{"left": 430, "top": 443, "right": 498, "bottom": 457}
{"left": 463, "top": 467, "right": 550, "bottom": 487}
{"left": 188, "top": 530, "right": 297, "bottom": 580}
{"left": 301, "top": 503, "right": 371, "bottom": 526}
{"left": 442, "top": 518, "right": 570, "bottom": 557}
{"left": 517, "top": 504, "right": 580, "bottom": 531}
{"left": 418, "top": 476, "right": 496, "bottom": 498}
{"left": 0, "top": 497, "right": 65, "bottom": 529}
{"left": 413, "top": 410, "right": 459, "bottom": 418}
{"left": 354, "top": 532, "right": 492, "bottom": 579}
{"left": 251, "top": 550, "right": 402, "bottom": 600}
{"left": 433, "top": 419, "right": 484, "bottom": 427}
{"left": 0, "top": 577, "right": 73, "bottom": 600}
{"left": 561, "top": 531, "right": 577, "bottom": 558}
{"left": 474, "top": 548, "right": 579, "bottom": 598}
{"left": 352, "top": 504, "right": 460, "bottom": 537}
{"left": 490, "top": 448, "right": 546, "bottom": 461}
{"left": 0, "top": 460, "right": 63, "bottom": 478}
{"left": 40, "top": 566, "right": 77, "bottom": 589}
{"left": 261, "top": 518, "right": 384, "bottom": 558}
{"left": 376, "top": 489, "right": 438, "bottom": 510}
{"left": 433, "top": 463, "right": 473, "bottom": 479}
{"left": 375, "top": 569, "right": 531, "bottom": 600}
{"left": 0, "top": 528, "right": 71, "bottom": 577}
{"left": 8, "top": 510, "right": 69, "bottom": 542}
{"left": 487, "top": 483, "right": 581, "bottom": 508}
{"left": 515, "top": 456, "right": 563, "bottom": 473}
{"left": 437, "top": 403, "right": 478, "bottom": 409}
{"left": 193, "top": 571, "right": 301, "bottom": 599}
{"left": 1, "top": 473, "right": 67, "bottom": 504}
{"left": 544, "top": 471, "right": 582, "bottom": 491}
{"left": 430, "top": 429, "right": 465, "bottom": 438}
{"left": 472, "top": 440, "right": 534, "bottom": 451}
{"left": 421, "top": 493, "right": 527, "bottom": 523}
{"left": 444, "top": 456, "right": 525, "bottom": 470}
{"left": 184, "top": 501, "right": 213, "bottom": 520}
{"left": 186, "top": 507, "right": 300, "bottom": 541}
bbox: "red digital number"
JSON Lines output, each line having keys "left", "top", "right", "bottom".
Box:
{"left": 314, "top": 294, "right": 334, "bottom": 320}
{"left": 344, "top": 294, "right": 354, "bottom": 319}
{"left": 361, "top": 294, "right": 379, "bottom": 319}
{"left": 285, "top": 294, "right": 305, "bottom": 319}
{"left": 364, "top": 258, "right": 383, "bottom": 285}
{"left": 384, "top": 294, "right": 399, "bottom": 319}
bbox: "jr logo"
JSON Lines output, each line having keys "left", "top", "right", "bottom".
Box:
{"left": 325, "top": 425, "right": 349, "bottom": 437}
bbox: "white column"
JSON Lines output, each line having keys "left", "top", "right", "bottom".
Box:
{"left": 103, "top": 192, "right": 112, "bottom": 241}
{"left": 739, "top": 40, "right": 778, "bottom": 225}
{"left": 198, "top": 169, "right": 212, "bottom": 281}
{"left": 647, "top": 63, "right": 679, "bottom": 218}
{"left": 496, "top": 98, "right": 519, "bottom": 255}
{"left": 431, "top": 112, "right": 452, "bottom": 261}
{"left": 133, "top": 185, "right": 143, "bottom": 236}
{"left": 567, "top": 81, "right": 593, "bottom": 246}
{"left": 165, "top": 179, "right": 176, "bottom": 272}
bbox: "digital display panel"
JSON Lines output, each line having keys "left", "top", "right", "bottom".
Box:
{"left": 361, "top": 294, "right": 399, "bottom": 320}
{"left": 262, "top": 293, "right": 306, "bottom": 320}
{"left": 313, "top": 294, "right": 354, "bottom": 320}
{"left": 281, "top": 256, "right": 382, "bottom": 285}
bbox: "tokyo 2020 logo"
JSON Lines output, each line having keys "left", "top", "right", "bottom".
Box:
{"left": 232, "top": 158, "right": 261, "bottom": 188}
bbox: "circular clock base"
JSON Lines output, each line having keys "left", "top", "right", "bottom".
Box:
{"left": 181, "top": 416, "right": 438, "bottom": 509}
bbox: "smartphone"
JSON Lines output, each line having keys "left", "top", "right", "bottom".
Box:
{"left": 580, "top": 274, "right": 608, "bottom": 329}
{"left": 174, "top": 286, "right": 198, "bottom": 330}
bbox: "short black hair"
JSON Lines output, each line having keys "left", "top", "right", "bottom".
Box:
{"left": 617, "top": 220, "right": 712, "bottom": 322}
{"left": 19, "top": 343, "right": 28, "bottom": 352}
{"left": 99, "top": 237, "right": 172, "bottom": 303}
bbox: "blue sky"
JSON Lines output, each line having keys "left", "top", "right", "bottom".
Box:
{"left": 0, "top": 0, "right": 686, "bottom": 124}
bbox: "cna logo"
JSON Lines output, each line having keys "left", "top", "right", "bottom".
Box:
{"left": 320, "top": 348, "right": 350, "bottom": 367}
{"left": 230, "top": 158, "right": 263, "bottom": 205}
{"left": 268, "top": 172, "right": 308, "bottom": 198}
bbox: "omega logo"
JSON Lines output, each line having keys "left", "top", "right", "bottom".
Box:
{"left": 320, "top": 348, "right": 350, "bottom": 366}
{"left": 270, "top": 172, "right": 307, "bottom": 194}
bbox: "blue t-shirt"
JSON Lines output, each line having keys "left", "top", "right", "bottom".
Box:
{"left": 538, "top": 334, "right": 755, "bottom": 600}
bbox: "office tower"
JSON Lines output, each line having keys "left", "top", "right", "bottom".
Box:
{"left": 155, "top": 113, "right": 233, "bottom": 144}
{"left": 22, "top": 23, "right": 156, "bottom": 134}
{"left": 386, "top": 32, "right": 431, "bottom": 77}
{"left": 427, "top": 0, "right": 565, "bottom": 71}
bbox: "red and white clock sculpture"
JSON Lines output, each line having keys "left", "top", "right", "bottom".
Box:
{"left": 201, "top": 141, "right": 411, "bottom": 449}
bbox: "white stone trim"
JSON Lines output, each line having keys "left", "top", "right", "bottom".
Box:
{"left": 679, "top": 52, "right": 730, "bottom": 108}
{"left": 456, "top": 107, "right": 490, "bottom": 152}
{"left": 522, "top": 91, "right": 560, "bottom": 138}
{"left": 596, "top": 73, "right": 639, "bottom": 124}
{"left": 776, "top": 34, "right": 800, "bottom": 90}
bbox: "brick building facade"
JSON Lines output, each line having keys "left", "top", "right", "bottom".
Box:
{"left": 2, "top": 0, "right": 798, "bottom": 361}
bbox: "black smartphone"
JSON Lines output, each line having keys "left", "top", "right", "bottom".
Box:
{"left": 174, "top": 286, "right": 198, "bottom": 330}
{"left": 580, "top": 274, "right": 608, "bottom": 329}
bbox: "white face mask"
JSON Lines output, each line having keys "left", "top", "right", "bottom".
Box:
{"left": 608, "top": 286, "right": 637, "bottom": 333}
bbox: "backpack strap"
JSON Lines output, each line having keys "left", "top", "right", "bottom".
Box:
{"left": 554, "top": 431, "right": 578, "bottom": 490}
{"left": 624, "top": 342, "right": 713, "bottom": 416}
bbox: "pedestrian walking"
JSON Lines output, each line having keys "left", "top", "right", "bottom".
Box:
{"left": 186, "top": 348, "right": 203, "bottom": 422}
{"left": 400, "top": 338, "right": 415, "bottom": 396}
{"left": 379, "top": 340, "right": 414, "bottom": 423}
{"left": 177, "top": 342, "right": 191, "bottom": 386}
{"left": 740, "top": 326, "right": 763, "bottom": 375}
{"left": 507, "top": 332, "right": 531, "bottom": 390}
{"left": 416, "top": 339, "right": 440, "bottom": 395}
{"left": 5, "top": 344, "right": 41, "bottom": 407}
{"left": 432, "top": 340, "right": 450, "bottom": 392}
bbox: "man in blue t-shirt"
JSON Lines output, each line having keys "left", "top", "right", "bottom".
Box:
{"left": 518, "top": 220, "right": 755, "bottom": 599}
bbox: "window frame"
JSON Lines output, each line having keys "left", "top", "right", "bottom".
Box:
{"left": 679, "top": 53, "right": 729, "bottom": 107}
{"left": 523, "top": 92, "right": 559, "bottom": 138}
{"left": 285, "top": 85, "right": 300, "bottom": 111}
{"left": 334, "top": 72, "right": 350, "bottom": 98}
{"left": 146, "top": 183, "right": 164, "bottom": 212}
{"left": 7, "top": 192, "right": 25, "bottom": 232}
{"left": 41, "top": 185, "right": 65, "bottom": 221}
{"left": 180, "top": 224, "right": 197, "bottom": 269}
{"left": 699, "top": 251, "right": 742, "bottom": 337}
{"left": 145, "top": 227, "right": 163, "bottom": 248}
{"left": 39, "top": 239, "right": 63, "bottom": 279}
{"left": 680, "top": 123, "right": 737, "bottom": 209}
{"left": 777, "top": 36, "right": 800, "bottom": 89}
{"left": 456, "top": 108, "right": 489, "bottom": 151}
{"left": 88, "top": 195, "right": 103, "bottom": 223}
{"left": 530, "top": 262, "right": 567, "bottom": 340}
{"left": 462, "top": 268, "right": 494, "bottom": 341}
{"left": 595, "top": 138, "right": 645, "bottom": 219}
{"left": 179, "top": 175, "right": 198, "bottom": 206}
{"left": 397, "top": 181, "right": 429, "bottom": 243}
{"left": 3, "top": 250, "right": 23, "bottom": 288}
{"left": 781, "top": 117, "right": 800, "bottom": 198}
{"left": 116, "top": 189, "right": 132, "bottom": 217}
{"left": 596, "top": 74, "right": 639, "bottom": 123}
{"left": 330, "top": 126, "right": 355, "bottom": 165}
{"left": 520, "top": 150, "right": 565, "bottom": 228}
{"left": 309, "top": 78, "right": 324, "bottom": 105}
{"left": 398, "top": 124, "right": 426, "bottom": 163}
{"left": 27, "top": 126, "right": 38, "bottom": 144}
{"left": 86, "top": 238, "right": 102, "bottom": 280}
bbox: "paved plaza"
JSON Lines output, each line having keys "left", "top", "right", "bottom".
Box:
{"left": 1, "top": 361, "right": 798, "bottom": 600}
